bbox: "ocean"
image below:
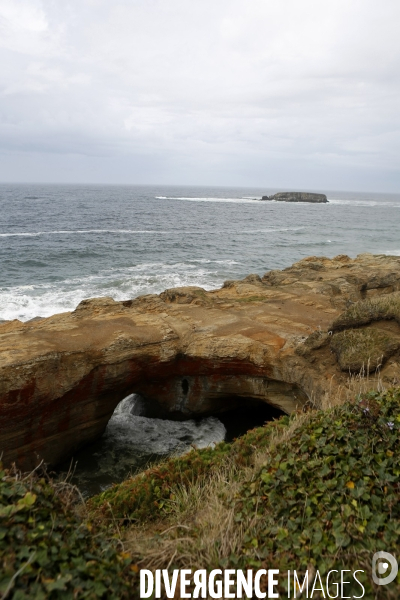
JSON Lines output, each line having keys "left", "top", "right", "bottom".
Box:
{"left": 1, "top": 183, "right": 399, "bottom": 494}
{"left": 1, "top": 183, "right": 399, "bottom": 323}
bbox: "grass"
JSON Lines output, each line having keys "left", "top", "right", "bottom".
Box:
{"left": 234, "top": 295, "right": 269, "bottom": 303}
{"left": 87, "top": 420, "right": 288, "bottom": 524}
{"left": 330, "top": 327, "right": 400, "bottom": 372}
{"left": 332, "top": 291, "right": 400, "bottom": 331}
{"left": 114, "top": 389, "right": 400, "bottom": 599}
{"left": 2, "top": 389, "right": 400, "bottom": 598}
{"left": 121, "top": 413, "right": 310, "bottom": 572}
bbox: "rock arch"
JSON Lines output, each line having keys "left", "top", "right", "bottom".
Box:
{"left": 1, "top": 253, "right": 399, "bottom": 470}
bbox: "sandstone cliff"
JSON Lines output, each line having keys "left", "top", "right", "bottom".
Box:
{"left": 1, "top": 253, "right": 399, "bottom": 469}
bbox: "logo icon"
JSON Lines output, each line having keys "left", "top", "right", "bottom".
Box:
{"left": 372, "top": 552, "right": 398, "bottom": 586}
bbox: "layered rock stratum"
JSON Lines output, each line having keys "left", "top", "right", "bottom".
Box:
{"left": 262, "top": 192, "right": 328, "bottom": 202}
{"left": 1, "top": 253, "right": 399, "bottom": 469}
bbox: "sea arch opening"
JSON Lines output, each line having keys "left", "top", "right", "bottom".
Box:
{"left": 57, "top": 369, "right": 307, "bottom": 496}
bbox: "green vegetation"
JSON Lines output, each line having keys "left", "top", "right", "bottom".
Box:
{"left": 2, "top": 388, "right": 400, "bottom": 598}
{"left": 0, "top": 471, "right": 134, "bottom": 599}
{"left": 120, "top": 389, "right": 400, "bottom": 599}
{"left": 332, "top": 291, "right": 400, "bottom": 331}
{"left": 234, "top": 295, "right": 269, "bottom": 303}
{"left": 87, "top": 421, "right": 287, "bottom": 523}
{"left": 330, "top": 327, "right": 400, "bottom": 372}
{"left": 234, "top": 388, "right": 400, "bottom": 597}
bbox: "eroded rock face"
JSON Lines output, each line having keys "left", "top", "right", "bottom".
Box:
{"left": 1, "top": 253, "right": 400, "bottom": 469}
{"left": 262, "top": 192, "right": 328, "bottom": 203}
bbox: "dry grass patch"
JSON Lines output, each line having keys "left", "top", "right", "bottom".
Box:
{"left": 122, "top": 411, "right": 314, "bottom": 574}
{"left": 123, "top": 459, "right": 251, "bottom": 572}
{"left": 330, "top": 327, "right": 400, "bottom": 372}
{"left": 332, "top": 291, "right": 400, "bottom": 331}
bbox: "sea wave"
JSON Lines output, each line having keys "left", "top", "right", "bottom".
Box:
{"left": 63, "top": 395, "right": 227, "bottom": 495}
{"left": 155, "top": 196, "right": 262, "bottom": 203}
{"left": 0, "top": 261, "right": 228, "bottom": 321}
{"left": 328, "top": 199, "right": 400, "bottom": 207}
{"left": 0, "top": 230, "right": 171, "bottom": 237}
{"left": 107, "top": 395, "right": 227, "bottom": 455}
{"left": 0, "top": 227, "right": 305, "bottom": 238}
{"left": 156, "top": 196, "right": 400, "bottom": 208}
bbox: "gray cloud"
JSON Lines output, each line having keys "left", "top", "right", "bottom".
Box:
{"left": 0, "top": 0, "right": 399, "bottom": 190}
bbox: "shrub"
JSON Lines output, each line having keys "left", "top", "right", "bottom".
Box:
{"left": 234, "top": 388, "right": 400, "bottom": 597}
{"left": 0, "top": 470, "right": 135, "bottom": 599}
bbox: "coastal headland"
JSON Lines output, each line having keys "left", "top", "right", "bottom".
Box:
{"left": 262, "top": 191, "right": 328, "bottom": 202}
{"left": 1, "top": 253, "right": 399, "bottom": 470}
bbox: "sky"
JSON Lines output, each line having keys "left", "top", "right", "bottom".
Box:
{"left": 0, "top": 0, "right": 400, "bottom": 191}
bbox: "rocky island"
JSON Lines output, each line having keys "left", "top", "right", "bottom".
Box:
{"left": 0, "top": 253, "right": 399, "bottom": 470}
{"left": 262, "top": 191, "right": 328, "bottom": 202}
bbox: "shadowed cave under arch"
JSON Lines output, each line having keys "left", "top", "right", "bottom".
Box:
{"left": 57, "top": 388, "right": 289, "bottom": 497}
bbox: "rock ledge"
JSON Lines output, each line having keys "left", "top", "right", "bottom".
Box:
{"left": 1, "top": 253, "right": 399, "bottom": 469}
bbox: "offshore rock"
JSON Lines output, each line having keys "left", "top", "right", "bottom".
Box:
{"left": 1, "top": 253, "right": 400, "bottom": 469}
{"left": 262, "top": 192, "right": 328, "bottom": 203}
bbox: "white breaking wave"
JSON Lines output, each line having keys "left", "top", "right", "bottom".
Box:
{"left": 105, "top": 395, "right": 226, "bottom": 455}
{"left": 328, "top": 199, "right": 400, "bottom": 207}
{"left": 190, "top": 258, "right": 241, "bottom": 265}
{"left": 0, "top": 261, "right": 228, "bottom": 321}
{"left": 0, "top": 229, "right": 171, "bottom": 237}
{"left": 253, "top": 227, "right": 305, "bottom": 232}
{"left": 105, "top": 414, "right": 226, "bottom": 454}
{"left": 156, "top": 196, "right": 400, "bottom": 208}
{"left": 64, "top": 395, "right": 227, "bottom": 496}
{"left": 155, "top": 196, "right": 262, "bottom": 203}
{"left": 0, "top": 227, "right": 303, "bottom": 237}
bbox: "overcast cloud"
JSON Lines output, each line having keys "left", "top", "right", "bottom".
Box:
{"left": 0, "top": 0, "right": 399, "bottom": 190}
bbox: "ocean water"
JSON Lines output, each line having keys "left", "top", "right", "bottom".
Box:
{"left": 57, "top": 394, "right": 284, "bottom": 497}
{"left": 1, "top": 183, "right": 399, "bottom": 322}
{"left": 59, "top": 394, "right": 227, "bottom": 497}
{"left": 1, "top": 183, "right": 399, "bottom": 494}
